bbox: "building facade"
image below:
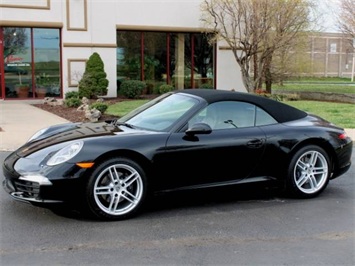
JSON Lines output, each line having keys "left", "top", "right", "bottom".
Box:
{"left": 308, "top": 32, "right": 354, "bottom": 78}
{"left": 0, "top": 0, "right": 244, "bottom": 100}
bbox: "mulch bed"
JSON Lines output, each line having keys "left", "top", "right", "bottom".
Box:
{"left": 33, "top": 103, "right": 118, "bottom": 123}
{"left": 32, "top": 95, "right": 157, "bottom": 123}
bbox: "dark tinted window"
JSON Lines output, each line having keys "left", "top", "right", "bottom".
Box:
{"left": 189, "top": 101, "right": 277, "bottom": 129}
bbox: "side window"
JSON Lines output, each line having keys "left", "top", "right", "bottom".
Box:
{"left": 231, "top": 102, "right": 255, "bottom": 128}
{"left": 255, "top": 107, "right": 277, "bottom": 126}
{"left": 188, "top": 101, "right": 257, "bottom": 130}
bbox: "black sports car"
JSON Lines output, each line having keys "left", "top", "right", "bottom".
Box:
{"left": 2, "top": 89, "right": 353, "bottom": 220}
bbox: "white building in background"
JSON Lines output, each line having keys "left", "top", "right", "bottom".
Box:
{"left": 0, "top": 0, "right": 244, "bottom": 100}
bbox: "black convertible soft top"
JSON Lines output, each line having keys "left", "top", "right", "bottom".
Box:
{"left": 177, "top": 89, "right": 307, "bottom": 123}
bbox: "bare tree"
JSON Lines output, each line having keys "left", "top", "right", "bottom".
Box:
{"left": 338, "top": 0, "right": 355, "bottom": 38}
{"left": 269, "top": 33, "right": 310, "bottom": 85}
{"left": 3, "top": 28, "right": 27, "bottom": 60}
{"left": 201, "top": 0, "right": 313, "bottom": 92}
{"left": 263, "top": 1, "right": 312, "bottom": 92}
{"left": 337, "top": 0, "right": 355, "bottom": 82}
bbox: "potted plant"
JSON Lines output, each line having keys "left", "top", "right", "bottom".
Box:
{"left": 15, "top": 74, "right": 30, "bottom": 98}
{"left": 36, "top": 73, "right": 51, "bottom": 98}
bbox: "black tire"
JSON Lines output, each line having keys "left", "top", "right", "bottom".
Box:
{"left": 85, "top": 157, "right": 147, "bottom": 220}
{"left": 286, "top": 145, "right": 330, "bottom": 199}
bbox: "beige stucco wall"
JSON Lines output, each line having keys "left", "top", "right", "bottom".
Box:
{"left": 0, "top": 0, "right": 246, "bottom": 97}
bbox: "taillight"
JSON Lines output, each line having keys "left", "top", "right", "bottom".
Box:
{"left": 338, "top": 133, "right": 347, "bottom": 140}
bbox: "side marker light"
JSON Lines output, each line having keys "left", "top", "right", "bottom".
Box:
{"left": 76, "top": 162, "right": 95, "bottom": 168}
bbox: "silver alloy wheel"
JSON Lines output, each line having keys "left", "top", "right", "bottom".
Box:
{"left": 93, "top": 163, "right": 143, "bottom": 216}
{"left": 293, "top": 150, "right": 329, "bottom": 194}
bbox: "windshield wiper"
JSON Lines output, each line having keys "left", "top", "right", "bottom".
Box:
{"left": 115, "top": 121, "right": 135, "bottom": 129}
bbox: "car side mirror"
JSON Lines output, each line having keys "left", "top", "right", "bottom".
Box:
{"left": 185, "top": 122, "right": 212, "bottom": 136}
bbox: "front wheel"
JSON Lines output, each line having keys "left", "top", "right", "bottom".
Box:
{"left": 286, "top": 145, "right": 331, "bottom": 198}
{"left": 85, "top": 157, "right": 147, "bottom": 220}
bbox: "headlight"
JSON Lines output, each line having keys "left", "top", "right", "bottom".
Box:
{"left": 47, "top": 141, "right": 84, "bottom": 166}
{"left": 28, "top": 128, "right": 48, "bottom": 142}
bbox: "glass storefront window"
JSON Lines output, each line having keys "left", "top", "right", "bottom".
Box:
{"left": 144, "top": 32, "right": 167, "bottom": 94}
{"left": 0, "top": 27, "right": 61, "bottom": 99}
{"left": 192, "top": 34, "right": 214, "bottom": 89}
{"left": 33, "top": 28, "right": 61, "bottom": 98}
{"left": 171, "top": 33, "right": 190, "bottom": 90}
{"left": 117, "top": 30, "right": 215, "bottom": 92}
{"left": 3, "top": 28, "right": 31, "bottom": 98}
{"left": 117, "top": 31, "right": 142, "bottom": 91}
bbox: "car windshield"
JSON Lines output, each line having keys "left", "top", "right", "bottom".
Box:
{"left": 117, "top": 93, "right": 199, "bottom": 131}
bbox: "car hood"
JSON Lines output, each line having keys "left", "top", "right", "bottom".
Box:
{"left": 16, "top": 121, "right": 147, "bottom": 157}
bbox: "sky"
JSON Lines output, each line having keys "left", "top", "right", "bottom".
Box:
{"left": 315, "top": 0, "right": 341, "bottom": 33}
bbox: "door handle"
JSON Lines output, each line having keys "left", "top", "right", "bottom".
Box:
{"left": 246, "top": 139, "right": 264, "bottom": 148}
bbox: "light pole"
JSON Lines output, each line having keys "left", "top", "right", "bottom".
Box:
{"left": 352, "top": 54, "right": 355, "bottom": 82}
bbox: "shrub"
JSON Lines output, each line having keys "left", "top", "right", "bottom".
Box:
{"left": 65, "top": 91, "right": 80, "bottom": 99}
{"left": 199, "top": 83, "right": 214, "bottom": 89}
{"left": 159, "top": 84, "right": 174, "bottom": 94}
{"left": 144, "top": 81, "right": 155, "bottom": 95}
{"left": 64, "top": 97, "right": 82, "bottom": 108}
{"left": 284, "top": 93, "right": 300, "bottom": 101}
{"left": 152, "top": 81, "right": 166, "bottom": 94}
{"left": 120, "top": 80, "right": 146, "bottom": 99}
{"left": 254, "top": 91, "right": 285, "bottom": 102}
{"left": 267, "top": 94, "right": 285, "bottom": 102}
{"left": 90, "top": 102, "right": 108, "bottom": 114}
{"left": 78, "top": 52, "right": 109, "bottom": 99}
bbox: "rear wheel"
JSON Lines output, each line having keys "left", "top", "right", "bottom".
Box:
{"left": 286, "top": 145, "right": 330, "bottom": 198}
{"left": 85, "top": 157, "right": 147, "bottom": 220}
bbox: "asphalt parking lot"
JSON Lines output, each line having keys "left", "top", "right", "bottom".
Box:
{"left": 0, "top": 150, "right": 354, "bottom": 266}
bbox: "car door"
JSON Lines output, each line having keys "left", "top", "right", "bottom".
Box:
{"left": 154, "top": 101, "right": 267, "bottom": 191}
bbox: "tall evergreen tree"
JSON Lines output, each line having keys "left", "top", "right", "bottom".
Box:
{"left": 79, "top": 52, "right": 109, "bottom": 98}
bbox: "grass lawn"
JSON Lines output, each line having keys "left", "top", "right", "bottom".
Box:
{"left": 285, "top": 100, "right": 355, "bottom": 129}
{"left": 272, "top": 76, "right": 355, "bottom": 94}
{"left": 284, "top": 76, "right": 352, "bottom": 83}
{"left": 106, "top": 99, "right": 150, "bottom": 117}
{"left": 272, "top": 84, "right": 355, "bottom": 94}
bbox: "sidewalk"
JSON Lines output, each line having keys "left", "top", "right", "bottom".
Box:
{"left": 0, "top": 101, "right": 69, "bottom": 151}
{"left": 0, "top": 101, "right": 354, "bottom": 151}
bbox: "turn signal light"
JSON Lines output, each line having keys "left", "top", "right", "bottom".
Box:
{"left": 76, "top": 162, "right": 95, "bottom": 168}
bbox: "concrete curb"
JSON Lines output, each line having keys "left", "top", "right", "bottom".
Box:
{"left": 345, "top": 128, "right": 355, "bottom": 142}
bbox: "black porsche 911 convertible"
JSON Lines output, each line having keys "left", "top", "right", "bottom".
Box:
{"left": 2, "top": 89, "right": 353, "bottom": 220}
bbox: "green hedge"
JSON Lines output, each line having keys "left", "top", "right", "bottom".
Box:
{"left": 90, "top": 102, "right": 108, "bottom": 114}
{"left": 120, "top": 80, "right": 146, "bottom": 99}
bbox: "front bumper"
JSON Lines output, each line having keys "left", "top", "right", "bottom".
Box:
{"left": 3, "top": 175, "right": 63, "bottom": 204}
{"left": 2, "top": 150, "right": 89, "bottom": 205}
